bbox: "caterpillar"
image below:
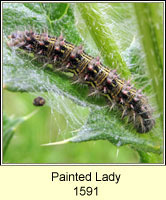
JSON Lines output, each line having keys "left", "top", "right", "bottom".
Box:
{"left": 7, "top": 30, "right": 155, "bottom": 133}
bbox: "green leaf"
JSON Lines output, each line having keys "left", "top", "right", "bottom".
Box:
{"left": 134, "top": 3, "right": 163, "bottom": 120}
{"left": 42, "top": 108, "right": 162, "bottom": 155}
{"left": 3, "top": 3, "right": 163, "bottom": 162}
{"left": 3, "top": 111, "right": 37, "bottom": 157}
{"left": 138, "top": 151, "right": 163, "bottom": 163}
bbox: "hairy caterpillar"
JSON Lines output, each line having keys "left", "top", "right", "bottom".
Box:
{"left": 8, "top": 30, "right": 155, "bottom": 133}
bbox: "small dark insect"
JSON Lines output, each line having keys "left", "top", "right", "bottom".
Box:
{"left": 33, "top": 96, "right": 46, "bottom": 106}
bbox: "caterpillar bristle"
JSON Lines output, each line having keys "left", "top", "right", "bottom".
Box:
{"left": 71, "top": 78, "right": 82, "bottom": 85}
{"left": 88, "top": 90, "right": 100, "bottom": 97}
